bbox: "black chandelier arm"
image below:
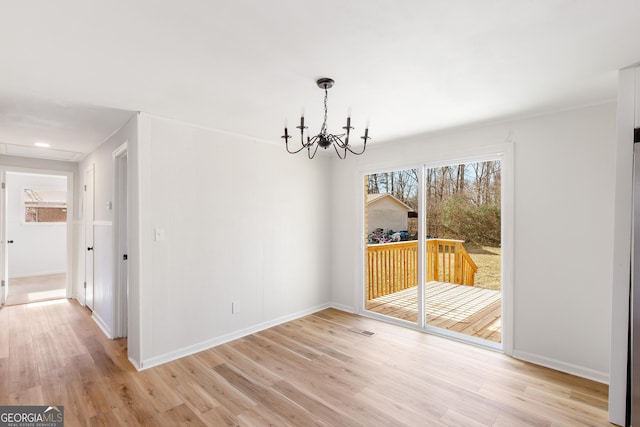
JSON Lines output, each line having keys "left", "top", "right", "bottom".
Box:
{"left": 307, "top": 134, "right": 320, "bottom": 147}
{"left": 344, "top": 127, "right": 370, "bottom": 155}
{"left": 344, "top": 137, "right": 368, "bottom": 155}
{"left": 328, "top": 133, "right": 347, "bottom": 149}
{"left": 282, "top": 135, "right": 308, "bottom": 155}
{"left": 331, "top": 133, "right": 368, "bottom": 155}
{"left": 307, "top": 144, "right": 319, "bottom": 160}
{"left": 308, "top": 142, "right": 320, "bottom": 159}
{"left": 332, "top": 142, "right": 347, "bottom": 159}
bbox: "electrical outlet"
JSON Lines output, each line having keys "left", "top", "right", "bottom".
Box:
{"left": 232, "top": 301, "right": 240, "bottom": 314}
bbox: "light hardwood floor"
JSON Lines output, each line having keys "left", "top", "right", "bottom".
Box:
{"left": 0, "top": 299, "right": 611, "bottom": 426}
{"left": 5, "top": 273, "right": 66, "bottom": 306}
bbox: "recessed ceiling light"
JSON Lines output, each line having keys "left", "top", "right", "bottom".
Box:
{"left": 34, "top": 142, "right": 51, "bottom": 148}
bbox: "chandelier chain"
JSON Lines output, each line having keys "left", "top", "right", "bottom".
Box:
{"left": 321, "top": 88, "right": 328, "bottom": 135}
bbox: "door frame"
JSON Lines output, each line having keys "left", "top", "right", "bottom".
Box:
{"left": 0, "top": 166, "right": 74, "bottom": 303}
{"left": 84, "top": 165, "right": 95, "bottom": 309}
{"left": 113, "top": 142, "right": 128, "bottom": 338}
{"left": 1, "top": 170, "right": 7, "bottom": 305}
{"left": 358, "top": 143, "right": 514, "bottom": 355}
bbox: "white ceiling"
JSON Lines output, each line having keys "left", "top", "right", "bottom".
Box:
{"left": 0, "top": 90, "right": 133, "bottom": 160}
{"left": 1, "top": 1, "right": 639, "bottom": 160}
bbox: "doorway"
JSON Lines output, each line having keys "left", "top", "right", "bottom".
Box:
{"left": 363, "top": 155, "right": 507, "bottom": 349}
{"left": 2, "top": 171, "right": 69, "bottom": 306}
{"left": 113, "top": 143, "right": 128, "bottom": 338}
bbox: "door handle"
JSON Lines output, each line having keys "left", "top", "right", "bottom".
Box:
{"left": 87, "top": 246, "right": 94, "bottom": 251}
{"left": 7, "top": 240, "right": 13, "bottom": 244}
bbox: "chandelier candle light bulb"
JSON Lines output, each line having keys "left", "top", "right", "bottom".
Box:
{"left": 282, "top": 78, "right": 369, "bottom": 159}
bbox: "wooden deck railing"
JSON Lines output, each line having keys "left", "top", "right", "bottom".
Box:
{"left": 366, "top": 239, "right": 478, "bottom": 300}
{"left": 426, "top": 239, "right": 478, "bottom": 286}
{"left": 366, "top": 241, "right": 419, "bottom": 300}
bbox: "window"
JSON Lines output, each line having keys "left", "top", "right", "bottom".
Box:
{"left": 24, "top": 188, "right": 67, "bottom": 223}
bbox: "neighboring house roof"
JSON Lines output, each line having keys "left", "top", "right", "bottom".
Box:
{"left": 366, "top": 193, "right": 413, "bottom": 211}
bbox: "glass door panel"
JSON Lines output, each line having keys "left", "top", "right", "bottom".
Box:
{"left": 424, "top": 160, "right": 502, "bottom": 343}
{"left": 364, "top": 169, "right": 419, "bottom": 323}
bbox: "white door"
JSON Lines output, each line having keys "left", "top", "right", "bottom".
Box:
{"left": 122, "top": 154, "right": 128, "bottom": 336}
{"left": 84, "top": 167, "right": 95, "bottom": 310}
{"left": 0, "top": 171, "right": 7, "bottom": 305}
{"left": 115, "top": 147, "right": 128, "bottom": 337}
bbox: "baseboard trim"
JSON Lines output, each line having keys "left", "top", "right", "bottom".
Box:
{"left": 327, "top": 303, "right": 608, "bottom": 384}
{"left": 128, "top": 356, "right": 141, "bottom": 371}
{"left": 9, "top": 270, "right": 66, "bottom": 279}
{"left": 512, "top": 350, "right": 609, "bottom": 384}
{"left": 328, "top": 302, "right": 356, "bottom": 313}
{"left": 138, "top": 303, "right": 331, "bottom": 371}
{"left": 92, "top": 312, "right": 114, "bottom": 340}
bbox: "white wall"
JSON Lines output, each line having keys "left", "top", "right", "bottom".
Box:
{"left": 78, "top": 114, "right": 137, "bottom": 346}
{"left": 330, "top": 102, "right": 616, "bottom": 383}
{"left": 135, "top": 113, "right": 331, "bottom": 368}
{"left": 6, "top": 172, "right": 67, "bottom": 277}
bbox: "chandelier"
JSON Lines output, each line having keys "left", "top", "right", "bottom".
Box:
{"left": 282, "top": 78, "right": 369, "bottom": 159}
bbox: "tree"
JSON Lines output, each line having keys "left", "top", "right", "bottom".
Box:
{"left": 367, "top": 161, "right": 500, "bottom": 245}
{"left": 425, "top": 160, "right": 501, "bottom": 245}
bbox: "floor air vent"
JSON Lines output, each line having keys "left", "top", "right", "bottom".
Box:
{"left": 349, "top": 327, "right": 375, "bottom": 337}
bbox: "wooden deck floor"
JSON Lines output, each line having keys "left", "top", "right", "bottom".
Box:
{"left": 366, "top": 281, "right": 502, "bottom": 343}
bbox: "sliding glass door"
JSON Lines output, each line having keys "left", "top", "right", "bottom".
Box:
{"left": 364, "top": 157, "right": 503, "bottom": 347}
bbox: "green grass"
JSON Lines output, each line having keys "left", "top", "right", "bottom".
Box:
{"left": 464, "top": 244, "right": 501, "bottom": 291}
